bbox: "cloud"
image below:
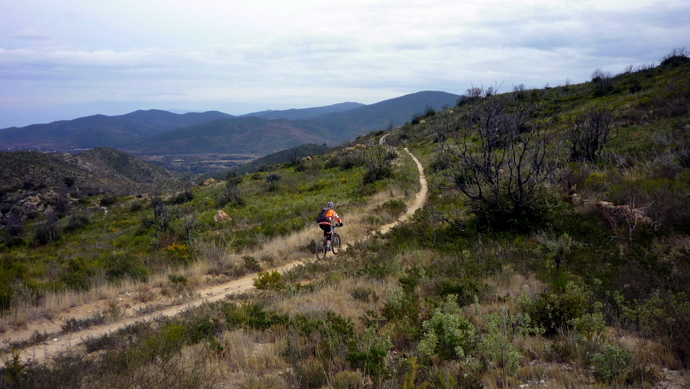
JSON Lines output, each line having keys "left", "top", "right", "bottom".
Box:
{"left": 11, "top": 29, "right": 53, "bottom": 42}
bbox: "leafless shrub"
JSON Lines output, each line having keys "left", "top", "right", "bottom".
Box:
{"left": 182, "top": 215, "right": 199, "bottom": 242}
{"left": 440, "top": 99, "right": 558, "bottom": 229}
{"left": 567, "top": 110, "right": 613, "bottom": 162}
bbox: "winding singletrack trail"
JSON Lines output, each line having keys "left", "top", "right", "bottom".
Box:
{"left": 1, "top": 146, "right": 427, "bottom": 365}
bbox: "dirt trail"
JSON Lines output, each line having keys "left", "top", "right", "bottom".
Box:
{"left": 1, "top": 147, "right": 427, "bottom": 365}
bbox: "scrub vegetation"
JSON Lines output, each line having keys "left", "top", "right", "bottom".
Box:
{"left": 2, "top": 49, "right": 690, "bottom": 388}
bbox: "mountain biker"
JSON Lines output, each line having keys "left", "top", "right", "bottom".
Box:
{"left": 316, "top": 201, "right": 342, "bottom": 251}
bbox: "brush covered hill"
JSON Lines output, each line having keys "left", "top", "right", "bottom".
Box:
{"left": 2, "top": 52, "right": 690, "bottom": 388}
{"left": 306, "top": 90, "right": 462, "bottom": 142}
{"left": 0, "top": 147, "right": 180, "bottom": 195}
{"left": 229, "top": 143, "right": 332, "bottom": 175}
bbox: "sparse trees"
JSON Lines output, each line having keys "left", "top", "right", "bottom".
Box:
{"left": 362, "top": 145, "right": 397, "bottom": 185}
{"left": 513, "top": 84, "right": 527, "bottom": 100}
{"left": 591, "top": 68, "right": 613, "bottom": 96}
{"left": 660, "top": 47, "right": 690, "bottom": 67}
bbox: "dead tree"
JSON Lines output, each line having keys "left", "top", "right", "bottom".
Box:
{"left": 441, "top": 99, "right": 556, "bottom": 229}
{"left": 567, "top": 110, "right": 613, "bottom": 163}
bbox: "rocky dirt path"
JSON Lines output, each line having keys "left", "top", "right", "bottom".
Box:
{"left": 1, "top": 147, "right": 427, "bottom": 365}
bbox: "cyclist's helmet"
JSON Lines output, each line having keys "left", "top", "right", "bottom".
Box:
{"left": 326, "top": 201, "right": 334, "bottom": 209}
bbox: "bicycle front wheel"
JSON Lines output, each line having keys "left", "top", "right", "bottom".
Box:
{"left": 315, "top": 239, "right": 328, "bottom": 260}
{"left": 331, "top": 233, "right": 341, "bottom": 255}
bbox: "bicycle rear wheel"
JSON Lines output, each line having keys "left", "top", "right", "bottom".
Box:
{"left": 315, "top": 239, "right": 328, "bottom": 260}
{"left": 331, "top": 233, "right": 341, "bottom": 255}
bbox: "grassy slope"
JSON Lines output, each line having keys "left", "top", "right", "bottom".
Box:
{"left": 1, "top": 58, "right": 690, "bottom": 388}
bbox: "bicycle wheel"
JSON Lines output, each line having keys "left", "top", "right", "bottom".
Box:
{"left": 331, "top": 233, "right": 341, "bottom": 255}
{"left": 315, "top": 239, "right": 328, "bottom": 260}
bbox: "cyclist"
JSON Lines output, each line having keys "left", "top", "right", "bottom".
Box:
{"left": 316, "top": 201, "right": 342, "bottom": 251}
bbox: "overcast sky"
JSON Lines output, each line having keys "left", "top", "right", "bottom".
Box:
{"left": 1, "top": 0, "right": 688, "bottom": 128}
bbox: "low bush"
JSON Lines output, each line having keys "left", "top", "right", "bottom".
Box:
{"left": 518, "top": 282, "right": 590, "bottom": 336}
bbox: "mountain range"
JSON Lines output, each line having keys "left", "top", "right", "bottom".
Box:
{"left": 0, "top": 91, "right": 461, "bottom": 166}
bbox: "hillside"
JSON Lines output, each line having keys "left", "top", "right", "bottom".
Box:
{"left": 1, "top": 52, "right": 690, "bottom": 389}
{"left": 0, "top": 147, "right": 183, "bottom": 237}
{"left": 307, "top": 90, "right": 461, "bottom": 142}
{"left": 0, "top": 147, "right": 180, "bottom": 194}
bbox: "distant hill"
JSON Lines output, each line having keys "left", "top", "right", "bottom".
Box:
{"left": 0, "top": 110, "right": 233, "bottom": 152}
{"left": 242, "top": 102, "right": 365, "bottom": 120}
{"left": 306, "top": 90, "right": 461, "bottom": 142}
{"left": 0, "top": 147, "right": 182, "bottom": 196}
{"left": 123, "top": 116, "right": 330, "bottom": 155}
{"left": 122, "top": 91, "right": 461, "bottom": 156}
{"left": 231, "top": 143, "right": 332, "bottom": 175}
{"left": 0, "top": 91, "right": 461, "bottom": 171}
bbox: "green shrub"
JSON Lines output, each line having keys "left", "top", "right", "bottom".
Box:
{"left": 170, "top": 190, "right": 194, "bottom": 204}
{"left": 63, "top": 214, "right": 90, "bottom": 234}
{"left": 476, "top": 311, "right": 523, "bottom": 375}
{"left": 417, "top": 295, "right": 477, "bottom": 360}
{"left": 381, "top": 285, "right": 418, "bottom": 322}
{"left": 346, "top": 326, "right": 392, "bottom": 379}
{"left": 253, "top": 270, "right": 284, "bottom": 290}
{"left": 33, "top": 217, "right": 60, "bottom": 246}
{"left": 519, "top": 281, "right": 590, "bottom": 336}
{"left": 591, "top": 344, "right": 634, "bottom": 384}
{"left": 168, "top": 273, "right": 187, "bottom": 284}
{"left": 380, "top": 199, "right": 406, "bottom": 218}
{"left": 243, "top": 256, "right": 262, "bottom": 272}
{"left": 350, "top": 287, "right": 378, "bottom": 303}
{"left": 60, "top": 257, "right": 97, "bottom": 291}
{"left": 104, "top": 252, "right": 149, "bottom": 283}
{"left": 100, "top": 196, "right": 117, "bottom": 207}
{"left": 332, "top": 370, "right": 363, "bottom": 389}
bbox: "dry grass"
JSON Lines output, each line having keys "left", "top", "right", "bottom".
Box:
{"left": 206, "top": 328, "right": 288, "bottom": 389}
{"left": 485, "top": 265, "right": 547, "bottom": 301}
{"left": 268, "top": 276, "right": 397, "bottom": 326}
{"left": 216, "top": 329, "right": 287, "bottom": 373}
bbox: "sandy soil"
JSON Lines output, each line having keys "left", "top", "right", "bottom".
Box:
{"left": 1, "top": 147, "right": 428, "bottom": 365}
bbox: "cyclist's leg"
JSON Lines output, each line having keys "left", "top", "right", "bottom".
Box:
{"left": 324, "top": 225, "right": 333, "bottom": 249}
{"left": 319, "top": 224, "right": 333, "bottom": 250}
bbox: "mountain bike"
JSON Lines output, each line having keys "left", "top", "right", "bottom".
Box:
{"left": 315, "top": 224, "right": 341, "bottom": 260}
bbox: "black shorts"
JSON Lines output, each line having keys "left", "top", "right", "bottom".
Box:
{"left": 319, "top": 224, "right": 332, "bottom": 236}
